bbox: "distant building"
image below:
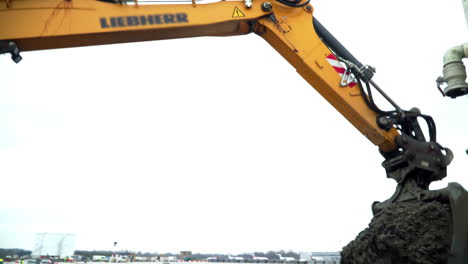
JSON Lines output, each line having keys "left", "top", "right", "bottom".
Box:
{"left": 179, "top": 251, "right": 192, "bottom": 261}
{"left": 160, "top": 256, "right": 178, "bottom": 262}
{"left": 32, "top": 233, "right": 76, "bottom": 258}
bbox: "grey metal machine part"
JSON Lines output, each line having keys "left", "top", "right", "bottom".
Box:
{"left": 436, "top": 1, "right": 468, "bottom": 98}
{"left": 437, "top": 43, "right": 468, "bottom": 98}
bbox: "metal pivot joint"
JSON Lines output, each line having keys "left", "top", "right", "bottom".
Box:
{"left": 377, "top": 107, "right": 452, "bottom": 188}
{"left": 381, "top": 134, "right": 453, "bottom": 186}
{"left": 261, "top": 2, "right": 272, "bottom": 12}
{"left": 0, "top": 40, "right": 22, "bottom": 63}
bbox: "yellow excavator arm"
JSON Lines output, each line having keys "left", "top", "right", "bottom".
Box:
{"left": 1, "top": 0, "right": 467, "bottom": 262}
{"left": 0, "top": 0, "right": 398, "bottom": 151}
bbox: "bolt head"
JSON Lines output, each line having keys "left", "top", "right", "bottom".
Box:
{"left": 379, "top": 117, "right": 388, "bottom": 125}
{"left": 261, "top": 1, "right": 272, "bottom": 12}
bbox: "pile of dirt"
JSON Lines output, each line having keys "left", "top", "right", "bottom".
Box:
{"left": 341, "top": 200, "right": 451, "bottom": 264}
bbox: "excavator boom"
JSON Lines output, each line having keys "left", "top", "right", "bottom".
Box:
{"left": 0, "top": 0, "right": 399, "bottom": 151}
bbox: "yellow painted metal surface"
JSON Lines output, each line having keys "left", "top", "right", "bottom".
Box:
{"left": 0, "top": 0, "right": 399, "bottom": 151}
{"left": 0, "top": 0, "right": 265, "bottom": 50}
{"left": 253, "top": 3, "right": 399, "bottom": 151}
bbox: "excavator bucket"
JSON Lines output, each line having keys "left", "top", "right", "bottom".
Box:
{"left": 409, "top": 182, "right": 468, "bottom": 264}
{"left": 443, "top": 183, "right": 468, "bottom": 264}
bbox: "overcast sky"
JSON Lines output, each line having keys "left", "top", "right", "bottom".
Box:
{"left": 1, "top": 0, "right": 467, "bottom": 256}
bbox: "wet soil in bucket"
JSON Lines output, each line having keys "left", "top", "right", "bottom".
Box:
{"left": 341, "top": 200, "right": 451, "bottom": 264}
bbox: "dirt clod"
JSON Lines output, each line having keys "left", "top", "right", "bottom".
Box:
{"left": 341, "top": 200, "right": 451, "bottom": 264}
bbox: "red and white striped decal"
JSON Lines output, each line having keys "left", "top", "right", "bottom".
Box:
{"left": 325, "top": 54, "right": 357, "bottom": 87}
